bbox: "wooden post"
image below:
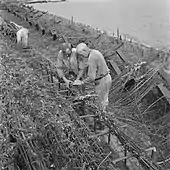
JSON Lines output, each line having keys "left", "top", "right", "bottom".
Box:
{"left": 141, "top": 49, "right": 144, "bottom": 57}
{"left": 120, "top": 35, "right": 122, "bottom": 41}
{"left": 71, "top": 15, "right": 74, "bottom": 25}
{"left": 50, "top": 72, "right": 53, "bottom": 83}
{"left": 124, "top": 146, "right": 127, "bottom": 166}
{"left": 117, "top": 28, "right": 119, "bottom": 38}
{"left": 46, "top": 68, "right": 50, "bottom": 82}
{"left": 116, "top": 49, "right": 129, "bottom": 64}
{"left": 108, "top": 60, "right": 122, "bottom": 75}
{"left": 108, "top": 130, "right": 111, "bottom": 144}
{"left": 53, "top": 32, "right": 57, "bottom": 41}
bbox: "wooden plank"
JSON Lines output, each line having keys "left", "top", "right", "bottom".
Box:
{"left": 116, "top": 48, "right": 129, "bottom": 64}
{"left": 157, "top": 83, "right": 170, "bottom": 103}
{"left": 105, "top": 43, "right": 124, "bottom": 60}
{"left": 109, "top": 60, "right": 121, "bottom": 75}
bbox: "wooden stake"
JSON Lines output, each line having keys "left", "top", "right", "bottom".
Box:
{"left": 117, "top": 28, "right": 119, "bottom": 38}
{"left": 80, "top": 114, "right": 96, "bottom": 118}
{"left": 71, "top": 15, "right": 74, "bottom": 25}
{"left": 97, "top": 152, "right": 112, "bottom": 170}
{"left": 113, "top": 154, "right": 134, "bottom": 164}
{"left": 108, "top": 130, "right": 111, "bottom": 144}
{"left": 124, "top": 146, "right": 127, "bottom": 166}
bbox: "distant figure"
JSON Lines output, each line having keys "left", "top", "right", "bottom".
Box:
{"left": 73, "top": 43, "right": 112, "bottom": 111}
{"left": 16, "top": 27, "right": 29, "bottom": 48}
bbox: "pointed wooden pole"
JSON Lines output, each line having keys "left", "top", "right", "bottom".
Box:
{"left": 71, "top": 15, "right": 74, "bottom": 25}
{"left": 117, "top": 28, "right": 119, "bottom": 38}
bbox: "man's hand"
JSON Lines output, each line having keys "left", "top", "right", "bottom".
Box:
{"left": 73, "top": 79, "right": 84, "bottom": 86}
{"left": 65, "top": 79, "right": 73, "bottom": 88}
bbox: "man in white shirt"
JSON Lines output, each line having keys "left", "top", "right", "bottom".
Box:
{"left": 73, "top": 43, "right": 112, "bottom": 111}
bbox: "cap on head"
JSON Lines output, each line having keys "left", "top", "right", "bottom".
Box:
{"left": 61, "top": 42, "right": 72, "bottom": 52}
{"left": 76, "top": 43, "right": 89, "bottom": 58}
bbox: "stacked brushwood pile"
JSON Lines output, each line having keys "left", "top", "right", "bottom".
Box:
{"left": 1, "top": 1, "right": 170, "bottom": 170}
{"left": 0, "top": 37, "right": 120, "bottom": 170}
{"left": 0, "top": 17, "right": 20, "bottom": 41}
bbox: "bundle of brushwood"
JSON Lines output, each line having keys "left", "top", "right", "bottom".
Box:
{"left": 0, "top": 46, "right": 164, "bottom": 170}
{"left": 108, "top": 59, "right": 170, "bottom": 169}
{"left": 0, "top": 19, "right": 20, "bottom": 40}
{"left": 0, "top": 40, "right": 119, "bottom": 170}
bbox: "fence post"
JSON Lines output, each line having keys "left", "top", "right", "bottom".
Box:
{"left": 117, "top": 28, "right": 119, "bottom": 38}
{"left": 108, "top": 130, "right": 111, "bottom": 144}
{"left": 71, "top": 15, "right": 74, "bottom": 25}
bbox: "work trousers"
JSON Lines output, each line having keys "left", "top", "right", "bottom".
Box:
{"left": 95, "top": 74, "right": 112, "bottom": 111}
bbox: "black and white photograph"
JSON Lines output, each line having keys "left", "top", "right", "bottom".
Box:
{"left": 0, "top": 0, "right": 170, "bottom": 169}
